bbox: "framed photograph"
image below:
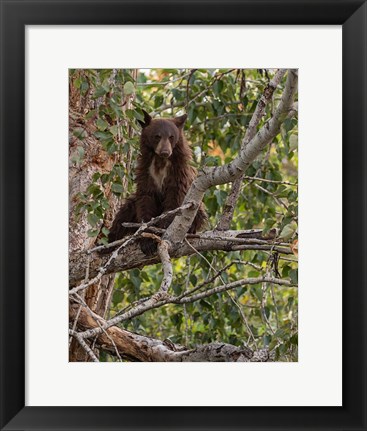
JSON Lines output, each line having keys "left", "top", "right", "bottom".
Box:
{"left": 1, "top": 0, "right": 366, "bottom": 430}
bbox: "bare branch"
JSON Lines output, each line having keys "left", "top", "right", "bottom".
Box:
{"left": 157, "top": 239, "right": 173, "bottom": 295}
{"left": 69, "top": 330, "right": 99, "bottom": 362}
{"left": 243, "top": 176, "right": 297, "bottom": 186}
{"left": 141, "top": 233, "right": 173, "bottom": 299}
{"left": 178, "top": 276, "right": 295, "bottom": 304}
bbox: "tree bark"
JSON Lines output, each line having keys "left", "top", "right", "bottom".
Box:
{"left": 69, "top": 69, "right": 138, "bottom": 360}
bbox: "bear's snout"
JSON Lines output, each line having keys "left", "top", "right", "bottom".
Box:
{"left": 156, "top": 138, "right": 172, "bottom": 158}
{"left": 159, "top": 150, "right": 171, "bottom": 158}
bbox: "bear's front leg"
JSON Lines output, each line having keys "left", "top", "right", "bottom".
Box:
{"left": 135, "top": 194, "right": 161, "bottom": 255}
{"left": 135, "top": 194, "right": 161, "bottom": 223}
{"left": 160, "top": 187, "right": 186, "bottom": 229}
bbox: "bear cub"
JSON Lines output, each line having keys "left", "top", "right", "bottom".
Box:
{"left": 107, "top": 110, "right": 207, "bottom": 254}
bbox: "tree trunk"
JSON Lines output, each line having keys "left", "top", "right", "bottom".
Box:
{"left": 69, "top": 69, "right": 138, "bottom": 361}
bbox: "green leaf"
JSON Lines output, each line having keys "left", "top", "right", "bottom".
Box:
{"left": 132, "top": 110, "right": 144, "bottom": 121}
{"left": 111, "top": 183, "right": 124, "bottom": 194}
{"left": 282, "top": 265, "right": 291, "bottom": 278}
{"left": 80, "top": 80, "right": 89, "bottom": 94}
{"left": 87, "top": 229, "right": 99, "bottom": 237}
{"left": 109, "top": 125, "right": 119, "bottom": 137}
{"left": 130, "top": 269, "right": 141, "bottom": 289}
{"left": 290, "top": 334, "right": 298, "bottom": 345}
{"left": 289, "top": 269, "right": 298, "bottom": 284}
{"left": 279, "top": 222, "right": 297, "bottom": 240}
{"left": 87, "top": 184, "right": 102, "bottom": 197}
{"left": 74, "top": 77, "right": 82, "bottom": 89}
{"left": 124, "top": 81, "right": 135, "bottom": 96}
{"left": 200, "top": 299, "right": 213, "bottom": 310}
{"left": 213, "top": 80, "right": 224, "bottom": 96}
{"left": 94, "top": 130, "right": 113, "bottom": 141}
{"left": 95, "top": 118, "right": 109, "bottom": 131}
{"left": 252, "top": 286, "right": 263, "bottom": 301}
{"left": 274, "top": 328, "right": 288, "bottom": 340}
{"left": 172, "top": 89, "right": 184, "bottom": 101}
{"left": 93, "top": 86, "right": 108, "bottom": 98}
{"left": 112, "top": 164, "right": 125, "bottom": 178}
{"left": 154, "top": 95, "right": 164, "bottom": 108}
{"left": 73, "top": 127, "right": 87, "bottom": 140}
{"left": 189, "top": 274, "right": 197, "bottom": 286}
{"left": 289, "top": 134, "right": 298, "bottom": 151}
{"left": 188, "top": 105, "right": 197, "bottom": 124}
{"left": 87, "top": 213, "right": 100, "bottom": 227}
{"left": 105, "top": 140, "right": 117, "bottom": 154}
{"left": 99, "top": 237, "right": 108, "bottom": 246}
{"left": 102, "top": 227, "right": 110, "bottom": 236}
{"left": 170, "top": 313, "right": 183, "bottom": 326}
{"left": 100, "top": 173, "right": 110, "bottom": 185}
{"left": 70, "top": 146, "right": 84, "bottom": 165}
{"left": 109, "top": 100, "right": 122, "bottom": 118}
{"left": 92, "top": 172, "right": 101, "bottom": 182}
{"left": 125, "top": 109, "right": 135, "bottom": 120}
{"left": 283, "top": 118, "right": 296, "bottom": 133}
{"left": 214, "top": 189, "right": 227, "bottom": 206}
{"left": 112, "top": 290, "right": 123, "bottom": 306}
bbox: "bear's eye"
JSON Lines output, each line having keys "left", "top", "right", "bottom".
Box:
{"left": 155, "top": 135, "right": 161, "bottom": 141}
{"left": 169, "top": 135, "right": 174, "bottom": 141}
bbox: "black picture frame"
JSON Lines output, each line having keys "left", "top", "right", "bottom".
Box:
{"left": 1, "top": 1, "right": 366, "bottom": 430}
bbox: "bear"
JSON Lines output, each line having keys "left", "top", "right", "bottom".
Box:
{"left": 106, "top": 110, "right": 207, "bottom": 254}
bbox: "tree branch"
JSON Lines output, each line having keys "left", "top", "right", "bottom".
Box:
{"left": 76, "top": 275, "right": 295, "bottom": 340}
{"left": 69, "top": 330, "right": 99, "bottom": 362}
{"left": 164, "top": 69, "right": 298, "bottom": 245}
{"left": 69, "top": 229, "right": 292, "bottom": 286}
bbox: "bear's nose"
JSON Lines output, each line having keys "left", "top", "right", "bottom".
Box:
{"left": 160, "top": 150, "right": 171, "bottom": 158}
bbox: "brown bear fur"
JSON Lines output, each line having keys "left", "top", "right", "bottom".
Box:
{"left": 107, "top": 110, "right": 207, "bottom": 252}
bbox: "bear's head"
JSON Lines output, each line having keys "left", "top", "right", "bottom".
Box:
{"left": 138, "top": 110, "right": 187, "bottom": 159}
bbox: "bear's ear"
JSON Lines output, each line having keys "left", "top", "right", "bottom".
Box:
{"left": 138, "top": 110, "right": 152, "bottom": 128}
{"left": 173, "top": 114, "right": 187, "bottom": 129}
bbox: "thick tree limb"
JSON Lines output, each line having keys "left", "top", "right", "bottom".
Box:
{"left": 69, "top": 229, "right": 292, "bottom": 286}
{"left": 69, "top": 304, "right": 273, "bottom": 362}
